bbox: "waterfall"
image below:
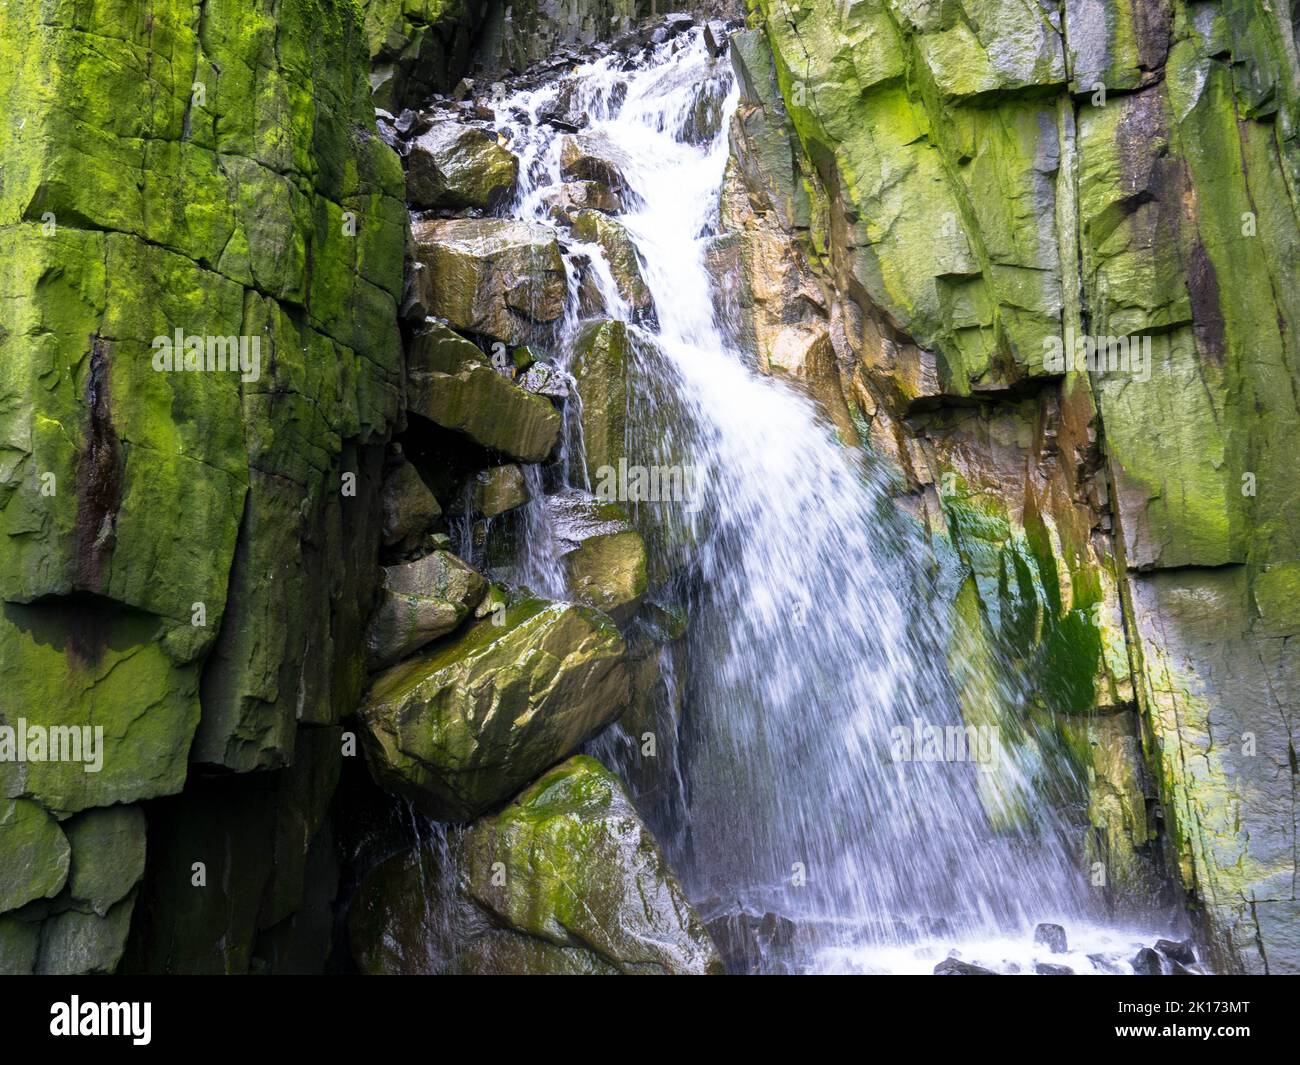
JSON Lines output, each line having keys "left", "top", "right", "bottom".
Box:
{"left": 478, "top": 28, "right": 1173, "bottom": 974}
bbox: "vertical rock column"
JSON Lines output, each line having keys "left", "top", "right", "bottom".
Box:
{"left": 0, "top": 0, "right": 406, "bottom": 972}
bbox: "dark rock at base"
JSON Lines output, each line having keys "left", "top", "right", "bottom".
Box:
{"left": 1153, "top": 938, "right": 1196, "bottom": 965}
{"left": 1088, "top": 952, "right": 1127, "bottom": 974}
{"left": 1033, "top": 922, "right": 1068, "bottom": 953}
{"left": 706, "top": 910, "right": 798, "bottom": 974}
{"left": 1034, "top": 961, "right": 1074, "bottom": 975}
{"left": 1131, "top": 947, "right": 1163, "bottom": 975}
{"left": 934, "top": 957, "right": 998, "bottom": 975}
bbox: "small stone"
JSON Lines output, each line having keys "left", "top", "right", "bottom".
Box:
{"left": 1034, "top": 961, "right": 1074, "bottom": 975}
{"left": 934, "top": 957, "right": 998, "bottom": 975}
{"left": 704, "top": 20, "right": 730, "bottom": 58}
{"left": 1131, "top": 947, "right": 1163, "bottom": 975}
{"left": 474, "top": 465, "right": 530, "bottom": 519}
{"left": 1033, "top": 922, "right": 1068, "bottom": 953}
{"left": 1153, "top": 938, "right": 1196, "bottom": 966}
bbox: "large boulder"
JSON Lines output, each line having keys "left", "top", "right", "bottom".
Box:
{"left": 363, "top": 551, "right": 487, "bottom": 668}
{"left": 406, "top": 322, "right": 561, "bottom": 462}
{"left": 350, "top": 756, "right": 722, "bottom": 975}
{"left": 547, "top": 492, "right": 648, "bottom": 624}
{"left": 411, "top": 218, "right": 566, "bottom": 344}
{"left": 405, "top": 121, "right": 518, "bottom": 211}
{"left": 559, "top": 130, "right": 634, "bottom": 199}
{"left": 360, "top": 599, "right": 629, "bottom": 820}
{"left": 460, "top": 756, "right": 723, "bottom": 974}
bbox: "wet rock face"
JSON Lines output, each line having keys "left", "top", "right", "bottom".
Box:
{"left": 546, "top": 492, "right": 649, "bottom": 624}
{"left": 359, "top": 600, "right": 630, "bottom": 821}
{"left": 364, "top": 551, "right": 488, "bottom": 668}
{"left": 748, "top": 0, "right": 1300, "bottom": 972}
{"left": 568, "top": 319, "right": 632, "bottom": 481}
{"left": 411, "top": 218, "right": 568, "bottom": 343}
{"left": 405, "top": 321, "right": 562, "bottom": 462}
{"left": 362, "top": 0, "right": 486, "bottom": 113}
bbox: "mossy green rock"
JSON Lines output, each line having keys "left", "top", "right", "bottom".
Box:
{"left": 0, "top": 798, "right": 69, "bottom": 912}
{"left": 63, "top": 805, "right": 147, "bottom": 917}
{"left": 0, "top": 0, "right": 406, "bottom": 784}
{"left": 547, "top": 492, "right": 648, "bottom": 625}
{"left": 406, "top": 122, "right": 519, "bottom": 211}
{"left": 0, "top": 599, "right": 200, "bottom": 813}
{"left": 569, "top": 319, "right": 631, "bottom": 482}
{"left": 363, "top": 0, "right": 482, "bottom": 112}
{"left": 360, "top": 599, "right": 629, "bottom": 820}
{"left": 461, "top": 755, "right": 723, "bottom": 974}
{"left": 364, "top": 550, "right": 487, "bottom": 667}
{"left": 411, "top": 218, "right": 567, "bottom": 344}
{"left": 406, "top": 322, "right": 562, "bottom": 461}
{"left": 347, "top": 836, "right": 622, "bottom": 974}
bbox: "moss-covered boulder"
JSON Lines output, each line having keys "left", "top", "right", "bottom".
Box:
{"left": 347, "top": 833, "right": 623, "bottom": 974}
{"left": 411, "top": 218, "right": 566, "bottom": 344}
{"left": 406, "top": 121, "right": 519, "bottom": 211}
{"left": 350, "top": 756, "right": 721, "bottom": 974}
{"left": 364, "top": 550, "right": 487, "bottom": 668}
{"left": 360, "top": 599, "right": 629, "bottom": 820}
{"left": 406, "top": 322, "right": 561, "bottom": 462}
{"left": 0, "top": 799, "right": 69, "bottom": 912}
{"left": 547, "top": 492, "right": 648, "bottom": 624}
{"left": 461, "top": 756, "right": 723, "bottom": 974}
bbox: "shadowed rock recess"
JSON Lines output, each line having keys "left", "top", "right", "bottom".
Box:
{"left": 0, "top": 0, "right": 1295, "bottom": 976}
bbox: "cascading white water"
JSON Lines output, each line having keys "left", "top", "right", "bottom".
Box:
{"left": 479, "top": 27, "right": 1176, "bottom": 973}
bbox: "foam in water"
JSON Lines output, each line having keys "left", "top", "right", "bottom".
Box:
{"left": 475, "top": 27, "right": 1182, "bottom": 973}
